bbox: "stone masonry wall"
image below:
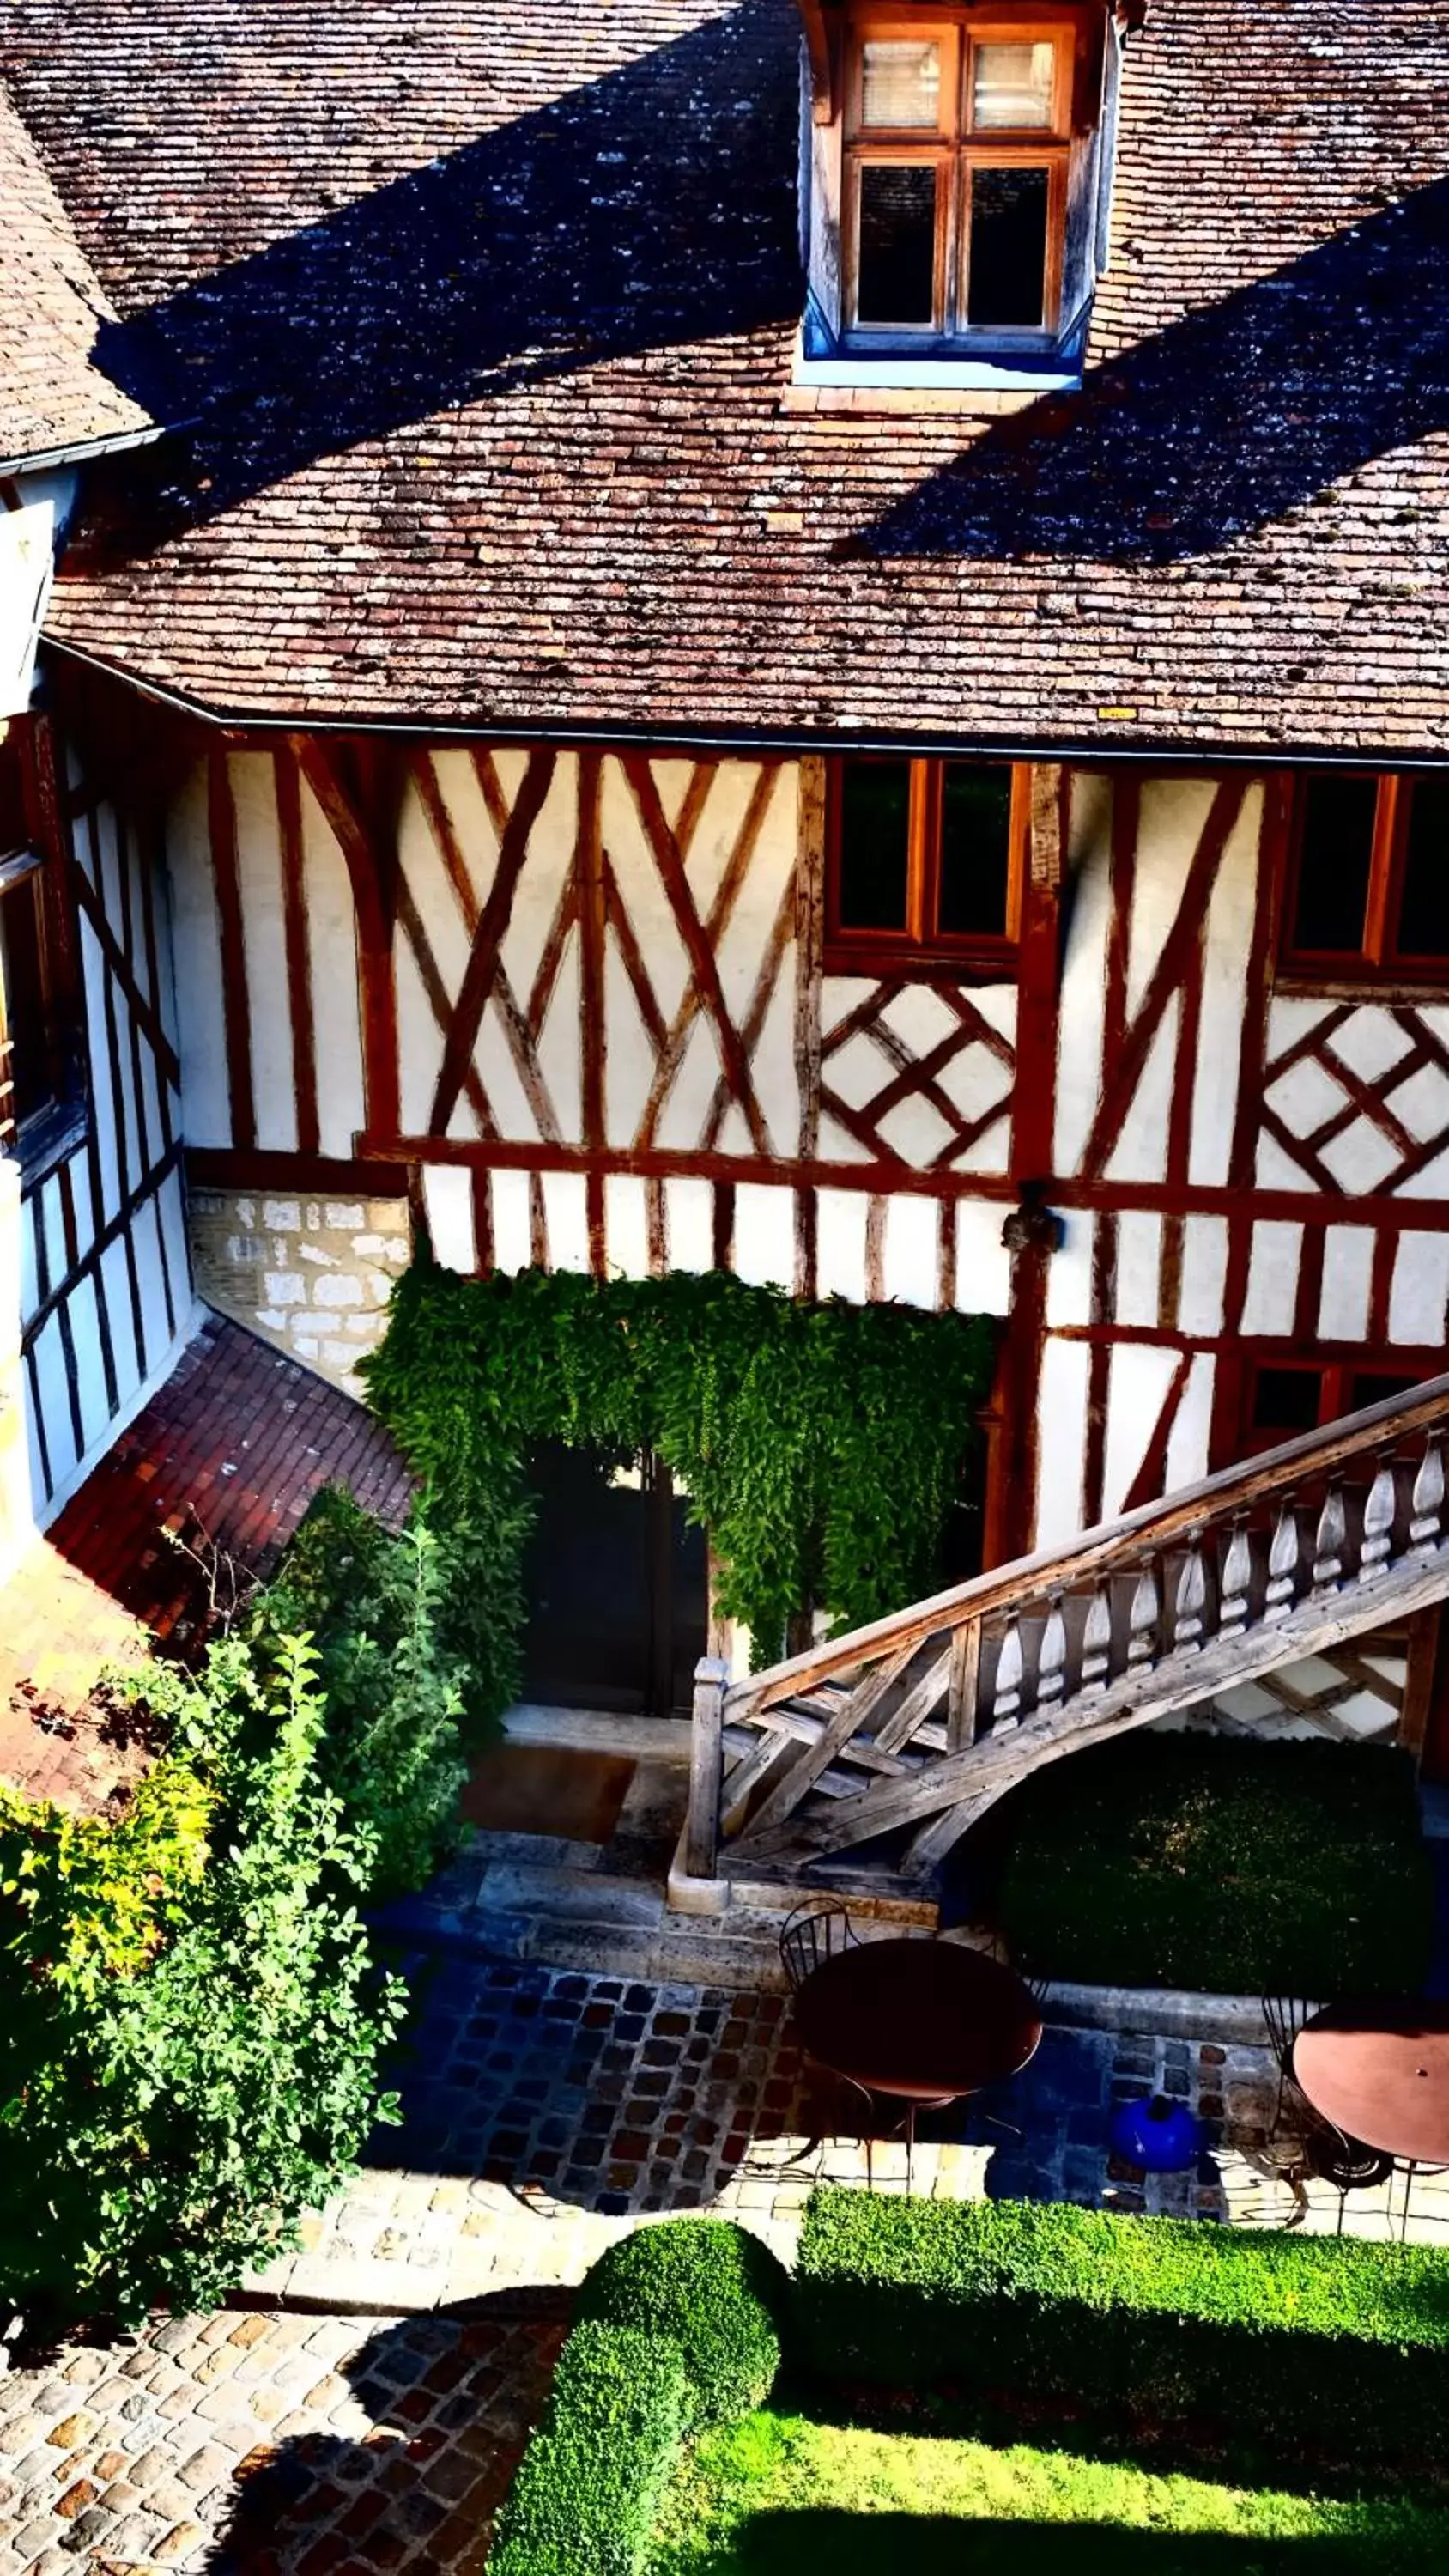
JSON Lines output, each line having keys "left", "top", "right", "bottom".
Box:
{"left": 187, "top": 1185, "right": 412, "bottom": 1396}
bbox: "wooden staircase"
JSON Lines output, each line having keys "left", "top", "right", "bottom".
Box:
{"left": 675, "top": 1372, "right": 1449, "bottom": 1910}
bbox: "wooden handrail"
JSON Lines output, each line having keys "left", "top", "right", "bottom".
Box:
{"left": 727, "top": 1368, "right": 1449, "bottom": 1720}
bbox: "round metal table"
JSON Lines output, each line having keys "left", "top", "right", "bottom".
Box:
{"left": 1293, "top": 1999, "right": 1449, "bottom": 2234}
{"left": 792, "top": 1939, "right": 1041, "bottom": 2183}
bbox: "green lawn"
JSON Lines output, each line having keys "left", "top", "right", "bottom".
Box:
{"left": 646, "top": 2412, "right": 1446, "bottom": 2573}
{"left": 980, "top": 1734, "right": 1433, "bottom": 1994}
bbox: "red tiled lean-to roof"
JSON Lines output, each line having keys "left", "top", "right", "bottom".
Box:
{"left": 0, "top": 1315, "right": 410, "bottom": 1813}
{"left": 0, "top": 82, "right": 154, "bottom": 471}
{"left": 2, "top": 0, "right": 1447, "bottom": 753}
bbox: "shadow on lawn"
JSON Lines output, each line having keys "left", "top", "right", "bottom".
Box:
{"left": 690, "top": 2510, "right": 1423, "bottom": 2573}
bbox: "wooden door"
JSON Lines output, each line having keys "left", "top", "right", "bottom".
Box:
{"left": 521, "top": 1442, "right": 707, "bottom": 1716}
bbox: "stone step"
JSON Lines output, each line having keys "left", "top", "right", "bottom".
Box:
{"left": 474, "top": 1862, "right": 664, "bottom": 1929}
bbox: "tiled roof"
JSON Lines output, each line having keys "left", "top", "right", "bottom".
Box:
{"left": 0, "top": 1311, "right": 410, "bottom": 1811}
{"left": 3, "top": 0, "right": 1448, "bottom": 754}
{"left": 0, "top": 82, "right": 153, "bottom": 471}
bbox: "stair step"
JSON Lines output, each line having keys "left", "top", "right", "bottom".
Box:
{"left": 475, "top": 1862, "right": 664, "bottom": 1930}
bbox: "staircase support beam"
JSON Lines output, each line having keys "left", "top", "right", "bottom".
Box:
{"left": 749, "top": 1538, "right": 1449, "bottom": 1869}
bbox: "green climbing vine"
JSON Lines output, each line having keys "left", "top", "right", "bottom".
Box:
{"left": 361, "top": 1258, "right": 996, "bottom": 1712}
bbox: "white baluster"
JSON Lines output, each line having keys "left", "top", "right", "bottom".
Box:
{"left": 1173, "top": 1530, "right": 1208, "bottom": 1655}
{"left": 1219, "top": 1515, "right": 1253, "bottom": 1639}
{"left": 1312, "top": 1481, "right": 1346, "bottom": 1594}
{"left": 1410, "top": 1433, "right": 1446, "bottom": 1556}
{"left": 1081, "top": 1581, "right": 1113, "bottom": 1694}
{"left": 1127, "top": 1557, "right": 1162, "bottom": 1671}
{"left": 992, "top": 1615, "right": 1024, "bottom": 1731}
{"left": 1358, "top": 1455, "right": 1397, "bottom": 1584}
{"left": 1264, "top": 1499, "right": 1301, "bottom": 1620}
{"left": 1036, "top": 1591, "right": 1068, "bottom": 1712}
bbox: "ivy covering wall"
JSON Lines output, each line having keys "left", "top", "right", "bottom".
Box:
{"left": 361, "top": 1259, "right": 996, "bottom": 1710}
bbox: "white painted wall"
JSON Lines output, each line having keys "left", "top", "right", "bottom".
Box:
{"left": 14, "top": 766, "right": 193, "bottom": 1526}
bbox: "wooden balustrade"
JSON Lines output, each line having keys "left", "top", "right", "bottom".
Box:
{"left": 678, "top": 1372, "right": 1449, "bottom": 1898}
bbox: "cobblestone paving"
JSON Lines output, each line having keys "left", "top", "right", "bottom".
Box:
{"left": 6, "top": 1950, "right": 1447, "bottom": 2568}
{"left": 0, "top": 2307, "right": 561, "bottom": 2573}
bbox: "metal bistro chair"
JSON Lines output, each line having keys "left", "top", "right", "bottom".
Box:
{"left": 779, "top": 1902, "right": 950, "bottom": 2190}
{"left": 779, "top": 1899, "right": 860, "bottom": 1991}
{"left": 1261, "top": 1994, "right": 1392, "bottom": 2227}
{"left": 774, "top": 1902, "right": 871, "bottom": 2180}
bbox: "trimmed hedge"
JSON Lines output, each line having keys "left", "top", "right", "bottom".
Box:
{"left": 492, "top": 2221, "right": 786, "bottom": 2573}
{"left": 576, "top": 2218, "right": 788, "bottom": 2427}
{"left": 796, "top": 2188, "right": 1449, "bottom": 2470}
{"left": 488, "top": 2322, "right": 689, "bottom": 2575}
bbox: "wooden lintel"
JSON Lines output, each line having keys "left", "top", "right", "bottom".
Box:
{"left": 795, "top": 0, "right": 843, "bottom": 123}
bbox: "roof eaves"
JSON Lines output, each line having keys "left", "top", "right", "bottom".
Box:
{"left": 0, "top": 420, "right": 168, "bottom": 482}
{"left": 41, "top": 636, "right": 1449, "bottom": 775}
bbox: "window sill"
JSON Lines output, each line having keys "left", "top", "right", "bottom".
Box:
{"left": 823, "top": 943, "right": 1018, "bottom": 985}
{"left": 1275, "top": 965, "right": 1449, "bottom": 1001}
{"left": 787, "top": 347, "right": 1081, "bottom": 418}
{"left": 8, "top": 1099, "right": 88, "bottom": 1195}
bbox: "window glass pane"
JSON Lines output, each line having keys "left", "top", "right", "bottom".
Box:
{"left": 0, "top": 878, "right": 52, "bottom": 1130}
{"left": 967, "top": 165, "right": 1049, "bottom": 329}
{"left": 861, "top": 39, "right": 942, "bottom": 128}
{"left": 839, "top": 762, "right": 911, "bottom": 931}
{"left": 1396, "top": 778, "right": 1449, "bottom": 959}
{"left": 0, "top": 735, "right": 29, "bottom": 860}
{"left": 972, "top": 39, "right": 1056, "bottom": 129}
{"left": 937, "top": 763, "right": 1013, "bottom": 936}
{"left": 1290, "top": 775, "right": 1377, "bottom": 954}
{"left": 857, "top": 162, "right": 938, "bottom": 326}
{"left": 1350, "top": 1370, "right": 1419, "bottom": 1411}
{"left": 1251, "top": 1367, "right": 1324, "bottom": 1437}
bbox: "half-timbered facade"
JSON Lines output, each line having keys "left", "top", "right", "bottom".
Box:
{"left": 0, "top": 87, "right": 172, "bottom": 1574}
{"left": 3, "top": 0, "right": 1448, "bottom": 1724}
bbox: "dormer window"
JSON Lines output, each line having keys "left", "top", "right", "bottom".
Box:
{"left": 846, "top": 21, "right": 1073, "bottom": 341}
{"left": 796, "top": 1, "right": 1127, "bottom": 395}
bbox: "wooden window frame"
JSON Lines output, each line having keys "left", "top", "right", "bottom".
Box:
{"left": 823, "top": 754, "right": 1028, "bottom": 978}
{"left": 1278, "top": 771, "right": 1449, "bottom": 990}
{"left": 0, "top": 727, "right": 84, "bottom": 1163}
{"left": 841, "top": 8, "right": 1079, "bottom": 349}
{"left": 1234, "top": 1352, "right": 1428, "bottom": 1462}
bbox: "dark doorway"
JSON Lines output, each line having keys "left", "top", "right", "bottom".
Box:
{"left": 521, "top": 1443, "right": 709, "bottom": 1716}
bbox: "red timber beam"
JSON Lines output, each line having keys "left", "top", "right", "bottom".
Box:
{"left": 293, "top": 736, "right": 403, "bottom": 1139}
{"left": 993, "top": 762, "right": 1067, "bottom": 1565}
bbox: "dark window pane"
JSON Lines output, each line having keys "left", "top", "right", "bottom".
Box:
{"left": 1291, "top": 775, "right": 1376, "bottom": 954}
{"left": 1251, "top": 1367, "right": 1323, "bottom": 1436}
{"left": 839, "top": 762, "right": 911, "bottom": 932}
{"left": 0, "top": 878, "right": 53, "bottom": 1128}
{"left": 967, "top": 164, "right": 1048, "bottom": 328}
{"left": 1350, "top": 1370, "right": 1419, "bottom": 1411}
{"left": 857, "top": 163, "right": 937, "bottom": 326}
{"left": 1397, "top": 778, "right": 1449, "bottom": 960}
{"left": 0, "top": 735, "right": 29, "bottom": 860}
{"left": 938, "top": 763, "right": 1013, "bottom": 937}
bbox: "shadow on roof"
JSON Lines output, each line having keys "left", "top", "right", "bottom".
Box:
{"left": 83, "top": 0, "right": 802, "bottom": 539}
{"left": 847, "top": 181, "right": 1449, "bottom": 567}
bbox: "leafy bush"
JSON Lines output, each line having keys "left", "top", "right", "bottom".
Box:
{"left": 489, "top": 2321, "right": 690, "bottom": 2576}
{"left": 577, "top": 2219, "right": 787, "bottom": 2427}
{"left": 255, "top": 1487, "right": 478, "bottom": 1898}
{"left": 0, "top": 1634, "right": 406, "bottom": 2328}
{"left": 985, "top": 1734, "right": 1434, "bottom": 1995}
{"left": 363, "top": 1255, "right": 993, "bottom": 1690}
{"left": 0, "top": 1754, "right": 215, "bottom": 1984}
{"left": 795, "top": 2188, "right": 1449, "bottom": 2471}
